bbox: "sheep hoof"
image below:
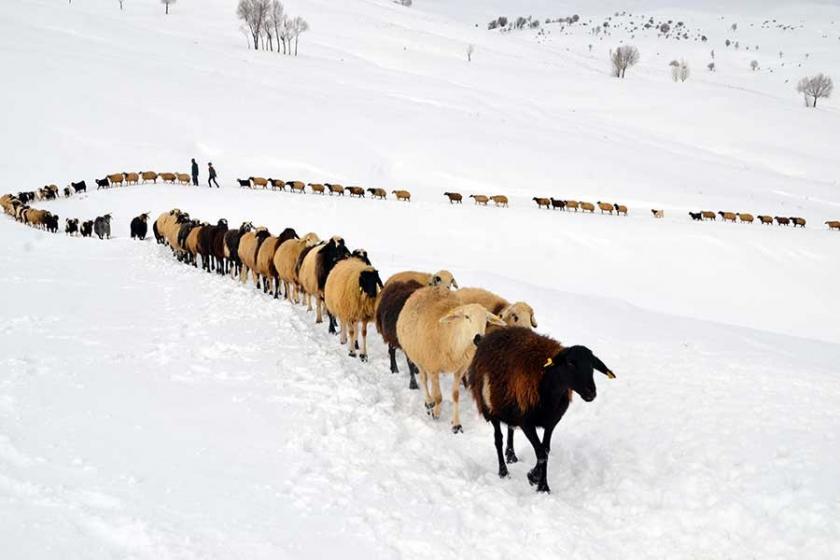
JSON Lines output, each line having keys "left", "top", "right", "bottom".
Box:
{"left": 451, "top": 424, "right": 463, "bottom": 434}
{"left": 409, "top": 378, "right": 419, "bottom": 390}
{"left": 424, "top": 402, "right": 434, "bottom": 415}
{"left": 348, "top": 351, "right": 357, "bottom": 358}
{"left": 505, "top": 450, "right": 518, "bottom": 464}
{"left": 359, "top": 354, "right": 368, "bottom": 363}
{"left": 536, "top": 484, "right": 550, "bottom": 494}
{"left": 498, "top": 467, "right": 510, "bottom": 479}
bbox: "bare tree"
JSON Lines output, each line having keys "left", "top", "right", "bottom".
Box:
{"left": 750, "top": 60, "right": 759, "bottom": 71}
{"left": 269, "top": 0, "right": 285, "bottom": 55}
{"left": 118, "top": 0, "right": 124, "bottom": 10}
{"left": 237, "top": 0, "right": 270, "bottom": 50}
{"left": 707, "top": 61, "right": 715, "bottom": 71}
{"left": 797, "top": 73, "right": 833, "bottom": 107}
{"left": 291, "top": 16, "right": 309, "bottom": 56}
{"left": 161, "top": 0, "right": 176, "bottom": 15}
{"left": 466, "top": 44, "right": 474, "bottom": 62}
{"left": 670, "top": 59, "right": 689, "bottom": 82}
{"left": 279, "top": 16, "right": 293, "bottom": 54}
{"left": 610, "top": 45, "right": 639, "bottom": 78}
{"left": 679, "top": 60, "right": 690, "bottom": 81}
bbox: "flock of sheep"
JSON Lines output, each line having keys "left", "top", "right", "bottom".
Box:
{"left": 237, "top": 177, "right": 413, "bottom": 201}
{"left": 687, "top": 210, "right": 814, "bottom": 227}
{"left": 149, "top": 207, "right": 616, "bottom": 493}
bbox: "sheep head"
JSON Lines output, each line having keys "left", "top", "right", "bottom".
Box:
{"left": 302, "top": 232, "right": 320, "bottom": 246}
{"left": 351, "top": 249, "right": 371, "bottom": 265}
{"left": 358, "top": 269, "right": 383, "bottom": 298}
{"left": 431, "top": 270, "right": 458, "bottom": 289}
{"left": 545, "top": 346, "right": 615, "bottom": 402}
{"left": 501, "top": 302, "right": 537, "bottom": 329}
{"left": 439, "top": 303, "right": 507, "bottom": 348}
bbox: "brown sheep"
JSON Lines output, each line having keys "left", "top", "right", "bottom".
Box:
{"left": 775, "top": 216, "right": 790, "bottom": 226}
{"left": 444, "top": 192, "right": 463, "bottom": 204}
{"left": 141, "top": 171, "right": 158, "bottom": 183}
{"left": 384, "top": 270, "right": 458, "bottom": 289}
{"left": 790, "top": 217, "right": 806, "bottom": 228}
{"left": 471, "top": 195, "right": 490, "bottom": 206}
{"left": 490, "top": 195, "right": 509, "bottom": 207}
{"left": 123, "top": 172, "right": 140, "bottom": 185}
{"left": 176, "top": 173, "right": 191, "bottom": 185}
{"left": 367, "top": 188, "right": 387, "bottom": 199}
{"left": 758, "top": 215, "right": 774, "bottom": 225}
{"left": 327, "top": 183, "right": 345, "bottom": 196}
{"left": 308, "top": 183, "right": 326, "bottom": 195}
{"left": 185, "top": 224, "right": 206, "bottom": 267}
{"left": 286, "top": 181, "right": 306, "bottom": 193}
{"left": 397, "top": 286, "right": 507, "bottom": 432}
{"left": 25, "top": 208, "right": 49, "bottom": 229}
{"left": 107, "top": 173, "right": 125, "bottom": 187}
{"left": 532, "top": 197, "right": 550, "bottom": 209}
{"left": 826, "top": 221, "right": 840, "bottom": 231}
{"left": 346, "top": 186, "right": 365, "bottom": 197}
{"left": 250, "top": 177, "right": 269, "bottom": 189}
{"left": 651, "top": 209, "right": 664, "bottom": 218}
{"left": 737, "top": 213, "right": 754, "bottom": 223}
{"left": 597, "top": 201, "right": 614, "bottom": 214}
{"left": 238, "top": 227, "right": 272, "bottom": 285}
{"left": 718, "top": 211, "right": 737, "bottom": 222}
{"left": 375, "top": 279, "right": 425, "bottom": 387}
{"left": 565, "top": 200, "right": 579, "bottom": 212}
{"left": 392, "top": 190, "right": 411, "bottom": 202}
{"left": 298, "top": 236, "right": 351, "bottom": 327}
{"left": 614, "top": 204, "right": 628, "bottom": 216}
{"left": 470, "top": 327, "right": 614, "bottom": 492}
{"left": 268, "top": 178, "right": 286, "bottom": 190}
{"left": 274, "top": 232, "right": 321, "bottom": 303}
{"left": 580, "top": 202, "right": 595, "bottom": 213}
{"left": 255, "top": 228, "right": 300, "bottom": 297}
{"left": 701, "top": 211, "right": 717, "bottom": 221}
{"left": 160, "top": 172, "right": 177, "bottom": 183}
{"left": 324, "top": 257, "right": 383, "bottom": 362}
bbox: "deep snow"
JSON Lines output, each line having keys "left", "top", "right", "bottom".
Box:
{"left": 1, "top": 0, "right": 840, "bottom": 558}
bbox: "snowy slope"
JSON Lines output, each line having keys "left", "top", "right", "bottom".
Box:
{"left": 1, "top": 0, "right": 840, "bottom": 558}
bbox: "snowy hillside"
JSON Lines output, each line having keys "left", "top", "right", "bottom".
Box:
{"left": 1, "top": 0, "right": 839, "bottom": 558}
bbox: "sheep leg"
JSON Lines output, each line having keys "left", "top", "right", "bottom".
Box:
{"left": 430, "top": 373, "right": 442, "bottom": 420}
{"left": 505, "top": 426, "right": 518, "bottom": 463}
{"left": 521, "top": 424, "right": 550, "bottom": 493}
{"left": 492, "top": 419, "right": 509, "bottom": 478}
{"left": 273, "top": 278, "right": 280, "bottom": 299}
{"left": 407, "top": 360, "right": 419, "bottom": 390}
{"left": 327, "top": 312, "right": 337, "bottom": 334}
{"left": 388, "top": 345, "right": 399, "bottom": 373}
{"left": 315, "top": 297, "right": 323, "bottom": 323}
{"left": 451, "top": 369, "right": 464, "bottom": 433}
{"left": 339, "top": 321, "right": 348, "bottom": 345}
{"left": 359, "top": 322, "right": 368, "bottom": 362}
{"left": 347, "top": 323, "right": 356, "bottom": 357}
{"left": 418, "top": 369, "right": 434, "bottom": 415}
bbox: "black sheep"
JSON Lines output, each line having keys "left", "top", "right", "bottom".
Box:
{"left": 224, "top": 222, "right": 253, "bottom": 277}
{"left": 65, "top": 218, "right": 79, "bottom": 236}
{"left": 130, "top": 213, "right": 149, "bottom": 240}
{"left": 95, "top": 177, "right": 110, "bottom": 190}
{"left": 80, "top": 220, "right": 94, "bottom": 238}
{"left": 688, "top": 211, "right": 703, "bottom": 221}
{"left": 94, "top": 214, "right": 112, "bottom": 239}
{"left": 470, "top": 327, "right": 615, "bottom": 493}
{"left": 70, "top": 180, "right": 87, "bottom": 193}
{"left": 550, "top": 197, "right": 566, "bottom": 210}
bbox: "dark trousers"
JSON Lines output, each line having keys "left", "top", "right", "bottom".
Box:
{"left": 192, "top": 174, "right": 199, "bottom": 186}
{"left": 208, "top": 176, "right": 219, "bottom": 188}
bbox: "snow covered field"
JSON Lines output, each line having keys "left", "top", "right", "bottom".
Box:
{"left": 2, "top": 0, "right": 840, "bottom": 558}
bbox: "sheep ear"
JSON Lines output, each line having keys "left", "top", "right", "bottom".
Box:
{"left": 486, "top": 313, "right": 507, "bottom": 327}
{"left": 530, "top": 315, "right": 538, "bottom": 328}
{"left": 451, "top": 279, "right": 459, "bottom": 289}
{"left": 592, "top": 354, "right": 616, "bottom": 379}
{"left": 439, "top": 310, "right": 465, "bottom": 324}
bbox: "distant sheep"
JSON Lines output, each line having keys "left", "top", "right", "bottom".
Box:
{"left": 651, "top": 209, "right": 664, "bottom": 218}
{"left": 286, "top": 181, "right": 306, "bottom": 194}
{"left": 326, "top": 183, "right": 345, "bottom": 196}
{"left": 790, "top": 217, "right": 806, "bottom": 228}
{"left": 550, "top": 198, "right": 566, "bottom": 210}
{"left": 69, "top": 180, "right": 87, "bottom": 193}
{"left": 237, "top": 178, "right": 251, "bottom": 188}
{"left": 580, "top": 202, "right": 595, "bottom": 213}
{"left": 737, "top": 213, "right": 754, "bottom": 223}
{"left": 325, "top": 256, "right": 383, "bottom": 362}
{"left": 470, "top": 327, "right": 614, "bottom": 492}
{"left": 95, "top": 177, "right": 110, "bottom": 189}
{"left": 107, "top": 173, "right": 125, "bottom": 187}
{"left": 123, "top": 172, "right": 140, "bottom": 185}
{"left": 471, "top": 195, "right": 490, "bottom": 206}
{"left": 63, "top": 187, "right": 73, "bottom": 198}
{"left": 176, "top": 173, "right": 191, "bottom": 185}
{"left": 718, "top": 211, "right": 737, "bottom": 222}
{"left": 397, "top": 286, "right": 506, "bottom": 432}
{"left": 308, "top": 183, "right": 326, "bottom": 195}
{"left": 80, "top": 220, "right": 94, "bottom": 238}
{"left": 597, "top": 201, "right": 614, "bottom": 214}
{"left": 490, "top": 195, "right": 509, "bottom": 207}
{"left": 347, "top": 186, "right": 365, "bottom": 198}
{"left": 94, "top": 214, "right": 112, "bottom": 240}
{"left": 614, "top": 204, "right": 628, "bottom": 216}
{"left": 367, "top": 188, "right": 387, "bottom": 199}
{"left": 532, "top": 197, "right": 550, "bottom": 209}
{"left": 130, "top": 213, "right": 150, "bottom": 240}
{"left": 65, "top": 218, "right": 79, "bottom": 236}
{"left": 775, "top": 216, "right": 790, "bottom": 226}
{"left": 826, "top": 221, "right": 840, "bottom": 231}
{"left": 392, "top": 190, "right": 411, "bottom": 202}
{"left": 565, "top": 200, "right": 579, "bottom": 212}
{"left": 444, "top": 192, "right": 463, "bottom": 204}
{"left": 758, "top": 215, "right": 774, "bottom": 225}
{"left": 268, "top": 178, "right": 286, "bottom": 190}
{"left": 250, "top": 177, "right": 269, "bottom": 189}
{"left": 140, "top": 171, "right": 158, "bottom": 183}
{"left": 159, "top": 173, "right": 177, "bottom": 184}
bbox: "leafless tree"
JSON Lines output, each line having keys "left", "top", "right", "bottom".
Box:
{"left": 466, "top": 44, "right": 474, "bottom": 62}
{"left": 237, "top": 0, "right": 271, "bottom": 50}
{"left": 707, "top": 61, "right": 715, "bottom": 71}
{"left": 610, "top": 45, "right": 639, "bottom": 78}
{"left": 797, "top": 74, "right": 833, "bottom": 107}
{"left": 118, "top": 0, "right": 124, "bottom": 10}
{"left": 161, "top": 0, "right": 176, "bottom": 15}
{"left": 290, "top": 16, "right": 309, "bottom": 56}
{"left": 670, "top": 59, "right": 689, "bottom": 82}
{"left": 269, "top": 0, "right": 285, "bottom": 54}
{"left": 750, "top": 60, "right": 759, "bottom": 71}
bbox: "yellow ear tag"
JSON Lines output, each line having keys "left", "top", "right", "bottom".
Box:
{"left": 543, "top": 358, "right": 554, "bottom": 368}
{"left": 607, "top": 371, "right": 616, "bottom": 379}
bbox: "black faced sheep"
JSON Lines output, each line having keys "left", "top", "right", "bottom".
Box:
{"left": 80, "top": 220, "right": 94, "bottom": 238}
{"left": 397, "top": 286, "right": 507, "bottom": 432}
{"left": 688, "top": 211, "right": 703, "bottom": 221}
{"left": 95, "top": 177, "right": 110, "bottom": 190}
{"left": 298, "top": 236, "right": 351, "bottom": 331}
{"left": 130, "top": 213, "right": 150, "bottom": 240}
{"left": 550, "top": 198, "right": 566, "bottom": 210}
{"left": 237, "top": 178, "right": 252, "bottom": 188}
{"left": 274, "top": 232, "right": 321, "bottom": 303}
{"left": 324, "top": 256, "right": 383, "bottom": 362}
{"left": 70, "top": 180, "right": 87, "bottom": 193}
{"left": 470, "top": 327, "right": 615, "bottom": 492}
{"left": 94, "top": 214, "right": 112, "bottom": 239}
{"left": 444, "top": 192, "right": 463, "bottom": 204}
{"left": 223, "top": 221, "right": 253, "bottom": 277}
{"left": 375, "top": 279, "right": 425, "bottom": 388}
{"left": 65, "top": 218, "right": 79, "bottom": 236}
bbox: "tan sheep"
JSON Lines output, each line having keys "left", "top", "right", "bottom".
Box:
{"left": 532, "top": 197, "right": 551, "bottom": 209}
{"left": 274, "top": 232, "right": 320, "bottom": 303}
{"left": 397, "top": 286, "right": 507, "bottom": 431}
{"left": 107, "top": 173, "right": 125, "bottom": 186}
{"left": 286, "top": 181, "right": 306, "bottom": 193}
{"left": 346, "top": 186, "right": 365, "bottom": 197}
{"left": 327, "top": 183, "right": 345, "bottom": 196}
{"left": 614, "top": 204, "right": 629, "bottom": 216}
{"left": 651, "top": 209, "right": 664, "bottom": 218}
{"left": 159, "top": 172, "right": 177, "bottom": 183}
{"left": 737, "top": 213, "right": 754, "bottom": 223}
{"left": 392, "top": 189, "right": 411, "bottom": 202}
{"left": 237, "top": 227, "right": 271, "bottom": 285}
{"left": 367, "top": 187, "right": 387, "bottom": 199}
{"left": 580, "top": 201, "right": 595, "bottom": 213}
{"left": 307, "top": 183, "right": 326, "bottom": 195}
{"left": 826, "top": 221, "right": 840, "bottom": 231}
{"left": 597, "top": 201, "right": 614, "bottom": 214}
{"left": 123, "top": 172, "right": 140, "bottom": 185}
{"left": 324, "top": 257, "right": 383, "bottom": 362}
{"left": 251, "top": 177, "right": 269, "bottom": 188}
{"left": 456, "top": 287, "right": 538, "bottom": 330}
{"left": 470, "top": 195, "right": 490, "bottom": 206}
{"left": 565, "top": 200, "right": 579, "bottom": 212}
{"left": 758, "top": 215, "right": 774, "bottom": 225}
{"left": 140, "top": 171, "right": 158, "bottom": 183}
{"left": 384, "top": 270, "right": 458, "bottom": 289}
{"left": 176, "top": 173, "right": 191, "bottom": 185}
{"left": 490, "top": 195, "right": 509, "bottom": 207}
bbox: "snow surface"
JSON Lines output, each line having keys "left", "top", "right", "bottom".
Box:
{"left": 1, "top": 0, "right": 840, "bottom": 558}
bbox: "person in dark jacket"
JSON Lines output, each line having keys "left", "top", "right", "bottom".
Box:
{"left": 191, "top": 158, "right": 199, "bottom": 186}
{"left": 208, "top": 162, "right": 219, "bottom": 188}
